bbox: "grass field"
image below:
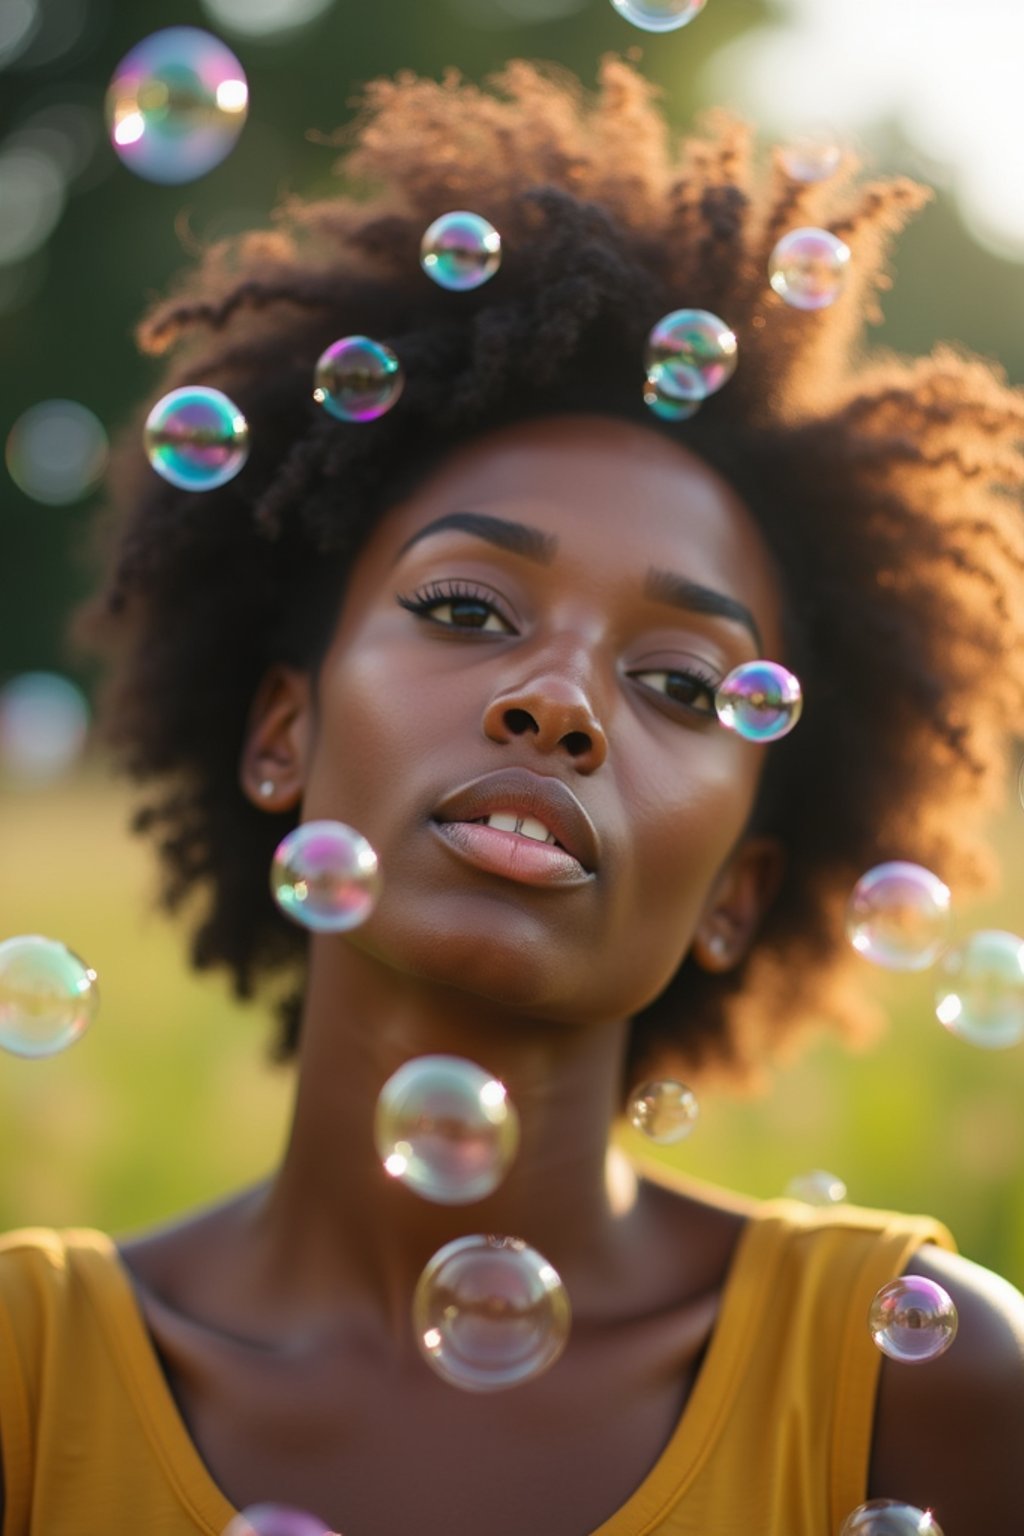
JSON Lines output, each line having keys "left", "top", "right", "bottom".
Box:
{"left": 3, "top": 765, "right": 1023, "bottom": 1284}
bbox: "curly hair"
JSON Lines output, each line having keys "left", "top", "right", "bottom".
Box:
{"left": 78, "top": 58, "right": 1024, "bottom": 1092}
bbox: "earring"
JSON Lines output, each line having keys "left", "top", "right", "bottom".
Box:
{"left": 258, "top": 779, "right": 275, "bottom": 799}
{"left": 706, "top": 933, "right": 729, "bottom": 962}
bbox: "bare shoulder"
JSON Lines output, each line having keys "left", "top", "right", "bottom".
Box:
{"left": 870, "top": 1243, "right": 1024, "bottom": 1532}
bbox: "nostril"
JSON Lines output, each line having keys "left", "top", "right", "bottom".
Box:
{"left": 504, "top": 708, "right": 536, "bottom": 736}
{"left": 562, "top": 731, "right": 591, "bottom": 758}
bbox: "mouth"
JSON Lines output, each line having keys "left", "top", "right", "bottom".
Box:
{"left": 430, "top": 768, "right": 600, "bottom": 888}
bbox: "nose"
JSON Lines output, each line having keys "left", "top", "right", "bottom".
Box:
{"left": 482, "top": 649, "right": 608, "bottom": 773}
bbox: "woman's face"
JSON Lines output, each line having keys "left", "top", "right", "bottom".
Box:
{"left": 293, "top": 414, "right": 785, "bottom": 1026}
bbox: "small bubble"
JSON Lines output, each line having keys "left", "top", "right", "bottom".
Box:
{"left": 0, "top": 672, "right": 89, "bottom": 784}
{"left": 779, "top": 129, "right": 842, "bottom": 184}
{"left": 221, "top": 1507, "right": 334, "bottom": 1536}
{"left": 785, "top": 1170, "right": 847, "bottom": 1205}
{"left": 935, "top": 930, "right": 1024, "bottom": 1049}
{"left": 627, "top": 1080, "right": 699, "bottom": 1144}
{"left": 642, "top": 362, "right": 701, "bottom": 422}
{"left": 839, "top": 1499, "right": 944, "bottom": 1536}
{"left": 313, "top": 336, "right": 404, "bottom": 423}
{"left": 715, "top": 660, "right": 803, "bottom": 743}
{"left": 845, "top": 862, "right": 952, "bottom": 972}
{"left": 413, "top": 1234, "right": 570, "bottom": 1391}
{"left": 106, "top": 27, "right": 248, "bottom": 185}
{"left": 609, "top": 0, "right": 705, "bottom": 31}
{"left": 144, "top": 386, "right": 249, "bottom": 491}
{"left": 768, "top": 227, "right": 850, "bottom": 310}
{"left": 375, "top": 1055, "right": 519, "bottom": 1204}
{"left": 645, "top": 309, "right": 737, "bottom": 401}
{"left": 0, "top": 934, "right": 98, "bottom": 1059}
{"left": 421, "top": 211, "right": 502, "bottom": 291}
{"left": 270, "top": 820, "right": 381, "bottom": 933}
{"left": 6, "top": 399, "right": 107, "bottom": 505}
{"left": 868, "top": 1275, "right": 957, "bottom": 1364}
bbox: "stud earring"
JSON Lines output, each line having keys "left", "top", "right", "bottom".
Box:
{"left": 258, "top": 779, "right": 275, "bottom": 799}
{"left": 706, "top": 933, "right": 729, "bottom": 961}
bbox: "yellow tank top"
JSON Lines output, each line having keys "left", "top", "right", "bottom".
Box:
{"left": 0, "top": 1201, "right": 955, "bottom": 1535}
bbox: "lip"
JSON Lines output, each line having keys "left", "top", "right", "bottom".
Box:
{"left": 431, "top": 768, "right": 600, "bottom": 875}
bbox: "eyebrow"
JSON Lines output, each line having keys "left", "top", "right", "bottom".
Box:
{"left": 644, "top": 568, "right": 763, "bottom": 652}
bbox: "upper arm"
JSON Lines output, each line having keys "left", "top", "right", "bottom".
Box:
{"left": 869, "top": 1244, "right": 1024, "bottom": 1533}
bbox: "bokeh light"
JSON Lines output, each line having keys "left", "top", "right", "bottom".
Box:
{"left": 0, "top": 141, "right": 65, "bottom": 265}
{"left": 0, "top": 672, "right": 89, "bottom": 783}
{"left": 0, "top": 933, "right": 98, "bottom": 1059}
{"left": 313, "top": 336, "right": 404, "bottom": 423}
{"left": 868, "top": 1275, "right": 957, "bottom": 1364}
{"left": 627, "top": 1080, "right": 699, "bottom": 1144}
{"left": 144, "top": 386, "right": 249, "bottom": 491}
{"left": 715, "top": 660, "right": 803, "bottom": 743}
{"left": 935, "top": 930, "right": 1024, "bottom": 1049}
{"left": 375, "top": 1055, "right": 519, "bottom": 1204}
{"left": 6, "top": 398, "right": 108, "bottom": 504}
{"left": 785, "top": 1169, "right": 847, "bottom": 1205}
{"left": 768, "top": 227, "right": 851, "bottom": 310}
{"left": 270, "top": 821, "right": 381, "bottom": 933}
{"left": 845, "top": 862, "right": 952, "bottom": 972}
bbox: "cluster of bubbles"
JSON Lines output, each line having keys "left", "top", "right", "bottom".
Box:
{"left": 846, "top": 862, "right": 1024, "bottom": 1049}
{"left": 839, "top": 1502, "right": 944, "bottom": 1536}
{"left": 715, "top": 660, "right": 803, "bottom": 744}
{"left": 609, "top": 0, "right": 706, "bottom": 32}
{"left": 868, "top": 1274, "right": 958, "bottom": 1365}
{"left": 626, "top": 1079, "right": 699, "bottom": 1144}
{"left": 270, "top": 821, "right": 381, "bottom": 933}
{"left": 0, "top": 934, "right": 97, "bottom": 1059}
{"left": 644, "top": 308, "right": 737, "bottom": 420}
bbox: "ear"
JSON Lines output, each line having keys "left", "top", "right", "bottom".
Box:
{"left": 239, "top": 665, "right": 314, "bottom": 813}
{"left": 691, "top": 836, "right": 786, "bottom": 973}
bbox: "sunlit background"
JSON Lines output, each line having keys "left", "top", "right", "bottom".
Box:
{"left": 2, "top": 0, "right": 1023, "bottom": 1282}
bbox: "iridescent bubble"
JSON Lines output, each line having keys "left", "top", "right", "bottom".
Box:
{"left": 645, "top": 309, "right": 737, "bottom": 401}
{"left": 785, "top": 1170, "right": 847, "bottom": 1206}
{"left": 715, "top": 660, "right": 803, "bottom": 743}
{"left": 144, "top": 386, "right": 249, "bottom": 491}
{"left": 0, "top": 934, "right": 98, "bottom": 1059}
{"left": 868, "top": 1275, "right": 957, "bottom": 1364}
{"left": 106, "top": 27, "right": 249, "bottom": 185}
{"left": 222, "top": 1507, "right": 333, "bottom": 1536}
{"left": 935, "top": 930, "right": 1024, "bottom": 1049}
{"left": 839, "top": 1501, "right": 944, "bottom": 1536}
{"left": 768, "top": 227, "right": 851, "bottom": 311}
{"left": 626, "top": 1080, "right": 699, "bottom": 1145}
{"left": 414, "top": 1234, "right": 570, "bottom": 1391}
{"left": 779, "top": 129, "right": 842, "bottom": 184}
{"left": 421, "top": 211, "right": 501, "bottom": 292}
{"left": 0, "top": 672, "right": 89, "bottom": 783}
{"left": 313, "top": 336, "right": 404, "bottom": 423}
{"left": 845, "top": 862, "right": 952, "bottom": 972}
{"left": 642, "top": 362, "right": 701, "bottom": 423}
{"left": 609, "top": 0, "right": 705, "bottom": 32}
{"left": 375, "top": 1055, "right": 519, "bottom": 1204}
{"left": 270, "top": 820, "right": 381, "bottom": 933}
{"left": 6, "top": 399, "right": 107, "bottom": 504}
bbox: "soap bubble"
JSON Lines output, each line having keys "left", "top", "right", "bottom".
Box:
{"left": 868, "top": 1275, "right": 957, "bottom": 1364}
{"left": 627, "top": 1080, "right": 699, "bottom": 1144}
{"left": 609, "top": 0, "right": 705, "bottom": 32}
{"left": 375, "top": 1055, "right": 519, "bottom": 1203}
{"left": 0, "top": 934, "right": 98, "bottom": 1059}
{"left": 779, "top": 129, "right": 841, "bottom": 184}
{"left": 414, "top": 1234, "right": 570, "bottom": 1391}
{"left": 839, "top": 1501, "right": 944, "bottom": 1536}
{"left": 106, "top": 27, "right": 249, "bottom": 184}
{"left": 935, "top": 930, "right": 1024, "bottom": 1049}
{"left": 785, "top": 1170, "right": 847, "bottom": 1206}
{"left": 313, "top": 336, "right": 404, "bottom": 423}
{"left": 768, "top": 227, "right": 851, "bottom": 311}
{"left": 421, "top": 211, "right": 501, "bottom": 292}
{"left": 845, "top": 862, "right": 952, "bottom": 972}
{"left": 645, "top": 309, "right": 737, "bottom": 401}
{"left": 642, "top": 362, "right": 701, "bottom": 422}
{"left": 6, "top": 399, "right": 107, "bottom": 504}
{"left": 144, "top": 386, "right": 249, "bottom": 491}
{"left": 715, "top": 660, "right": 803, "bottom": 743}
{"left": 271, "top": 820, "right": 381, "bottom": 933}
{"left": 0, "top": 672, "right": 89, "bottom": 783}
{"left": 222, "top": 1507, "right": 333, "bottom": 1536}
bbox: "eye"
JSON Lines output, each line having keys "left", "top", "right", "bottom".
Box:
{"left": 630, "top": 667, "right": 719, "bottom": 717}
{"left": 396, "top": 581, "right": 516, "bottom": 634}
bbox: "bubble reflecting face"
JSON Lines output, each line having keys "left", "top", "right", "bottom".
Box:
{"left": 642, "top": 362, "right": 701, "bottom": 422}
{"left": 6, "top": 399, "right": 108, "bottom": 504}
{"left": 845, "top": 862, "right": 952, "bottom": 972}
{"left": 0, "top": 672, "right": 89, "bottom": 783}
{"left": 313, "top": 336, "right": 404, "bottom": 423}
{"left": 868, "top": 1275, "right": 957, "bottom": 1364}
{"left": 222, "top": 1507, "right": 333, "bottom": 1536}
{"left": 645, "top": 309, "right": 737, "bottom": 400}
{"left": 839, "top": 1499, "right": 944, "bottom": 1536}
{"left": 715, "top": 660, "right": 802, "bottom": 742}
{"left": 609, "top": 0, "right": 705, "bottom": 31}
{"left": 785, "top": 1170, "right": 847, "bottom": 1205}
{"left": 106, "top": 27, "right": 248, "bottom": 184}
{"left": 935, "top": 930, "right": 1024, "bottom": 1049}
{"left": 769, "top": 227, "right": 850, "bottom": 311}
{"left": 271, "top": 820, "right": 380, "bottom": 933}
{"left": 414, "top": 1234, "right": 570, "bottom": 1391}
{"left": 375, "top": 1055, "right": 519, "bottom": 1204}
{"left": 627, "top": 1080, "right": 699, "bottom": 1144}
{"left": 421, "top": 211, "right": 502, "bottom": 292}
{"left": 0, "top": 934, "right": 98, "bottom": 1058}
{"left": 779, "top": 129, "right": 841, "bottom": 183}
{"left": 144, "top": 386, "right": 249, "bottom": 491}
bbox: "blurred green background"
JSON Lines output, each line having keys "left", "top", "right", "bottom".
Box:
{"left": 1, "top": 0, "right": 1023, "bottom": 1283}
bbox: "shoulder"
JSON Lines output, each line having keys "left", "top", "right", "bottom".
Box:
{"left": 870, "top": 1243, "right": 1024, "bottom": 1529}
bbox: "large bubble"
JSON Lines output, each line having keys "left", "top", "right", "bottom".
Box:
{"left": 626, "top": 1080, "right": 699, "bottom": 1144}
{"left": 935, "top": 930, "right": 1024, "bottom": 1049}
{"left": 414, "top": 1234, "right": 570, "bottom": 1391}
{"left": 375, "top": 1055, "right": 519, "bottom": 1204}
{"left": 144, "top": 386, "right": 249, "bottom": 491}
{"left": 839, "top": 1500, "right": 944, "bottom": 1536}
{"left": 645, "top": 309, "right": 737, "bottom": 401}
{"left": 609, "top": 0, "right": 705, "bottom": 31}
{"left": 715, "top": 660, "right": 803, "bottom": 742}
{"left": 845, "top": 862, "right": 952, "bottom": 972}
{"left": 868, "top": 1275, "right": 957, "bottom": 1364}
{"left": 421, "top": 211, "right": 502, "bottom": 292}
{"left": 313, "top": 336, "right": 404, "bottom": 423}
{"left": 0, "top": 934, "right": 98, "bottom": 1058}
{"left": 768, "top": 227, "right": 850, "bottom": 311}
{"left": 106, "top": 27, "right": 249, "bottom": 184}
{"left": 270, "top": 820, "right": 381, "bottom": 933}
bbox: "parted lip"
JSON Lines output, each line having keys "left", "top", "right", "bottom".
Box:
{"left": 431, "top": 767, "right": 600, "bottom": 874}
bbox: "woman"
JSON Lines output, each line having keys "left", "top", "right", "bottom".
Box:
{"left": 1, "top": 59, "right": 1022, "bottom": 1535}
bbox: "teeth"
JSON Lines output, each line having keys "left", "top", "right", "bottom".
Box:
{"left": 480, "top": 812, "right": 559, "bottom": 845}
{"left": 486, "top": 812, "right": 519, "bottom": 834}
{"left": 517, "top": 815, "right": 556, "bottom": 844}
